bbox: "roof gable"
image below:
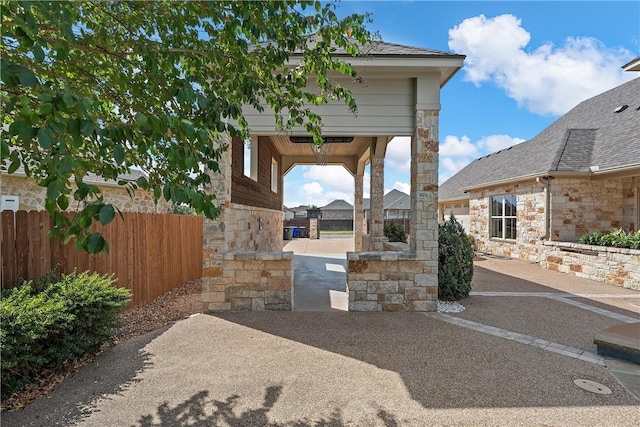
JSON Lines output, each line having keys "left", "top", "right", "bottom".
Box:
{"left": 320, "top": 199, "right": 353, "bottom": 210}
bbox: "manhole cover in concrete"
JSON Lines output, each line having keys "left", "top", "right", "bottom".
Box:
{"left": 573, "top": 379, "right": 612, "bottom": 394}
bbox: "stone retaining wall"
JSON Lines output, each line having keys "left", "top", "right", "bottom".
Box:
{"left": 541, "top": 241, "right": 640, "bottom": 290}
{"left": 347, "top": 252, "right": 437, "bottom": 312}
{"left": 202, "top": 251, "right": 293, "bottom": 311}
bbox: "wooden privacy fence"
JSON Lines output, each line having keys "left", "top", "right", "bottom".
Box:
{"left": 1, "top": 211, "right": 203, "bottom": 308}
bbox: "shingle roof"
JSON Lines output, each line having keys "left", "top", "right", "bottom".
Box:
{"left": 363, "top": 189, "right": 411, "bottom": 210}
{"left": 439, "top": 77, "right": 640, "bottom": 202}
{"left": 320, "top": 199, "right": 353, "bottom": 210}
{"left": 262, "top": 37, "right": 463, "bottom": 60}
{"left": 3, "top": 164, "right": 147, "bottom": 187}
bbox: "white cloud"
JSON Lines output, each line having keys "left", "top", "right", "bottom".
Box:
{"left": 303, "top": 165, "right": 354, "bottom": 194}
{"left": 440, "top": 135, "right": 478, "bottom": 157}
{"left": 301, "top": 181, "right": 324, "bottom": 196}
{"left": 448, "top": 14, "right": 635, "bottom": 116}
{"left": 385, "top": 136, "right": 411, "bottom": 172}
{"left": 477, "top": 134, "right": 525, "bottom": 152}
{"left": 439, "top": 157, "right": 473, "bottom": 184}
{"left": 438, "top": 133, "right": 525, "bottom": 184}
{"left": 393, "top": 181, "right": 411, "bottom": 194}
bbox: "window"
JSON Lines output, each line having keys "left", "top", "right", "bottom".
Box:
{"left": 243, "top": 136, "right": 258, "bottom": 180}
{"left": 490, "top": 195, "right": 517, "bottom": 239}
{"left": 271, "top": 158, "right": 278, "bottom": 193}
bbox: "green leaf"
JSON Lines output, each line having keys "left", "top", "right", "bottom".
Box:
{"left": 1, "top": 140, "right": 9, "bottom": 159}
{"left": 136, "top": 176, "right": 148, "bottom": 189}
{"left": 81, "top": 120, "right": 94, "bottom": 136}
{"left": 85, "top": 233, "right": 106, "bottom": 253}
{"left": 38, "top": 128, "right": 55, "bottom": 148}
{"left": 57, "top": 195, "right": 69, "bottom": 210}
{"left": 18, "top": 67, "right": 38, "bottom": 87}
{"left": 8, "top": 152, "right": 20, "bottom": 173}
{"left": 114, "top": 145, "right": 125, "bottom": 165}
{"left": 33, "top": 44, "right": 45, "bottom": 63}
{"left": 62, "top": 92, "right": 75, "bottom": 108}
{"left": 98, "top": 204, "right": 115, "bottom": 225}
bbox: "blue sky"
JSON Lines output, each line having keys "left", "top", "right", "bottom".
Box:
{"left": 283, "top": 0, "right": 639, "bottom": 208}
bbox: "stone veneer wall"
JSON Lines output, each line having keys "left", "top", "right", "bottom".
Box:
{"left": 347, "top": 252, "right": 436, "bottom": 311}
{"left": 201, "top": 135, "right": 292, "bottom": 312}
{"left": 541, "top": 241, "right": 640, "bottom": 291}
{"left": 203, "top": 251, "right": 293, "bottom": 311}
{"left": 225, "top": 203, "right": 283, "bottom": 252}
{"left": 550, "top": 176, "right": 639, "bottom": 240}
{"left": 1, "top": 174, "right": 172, "bottom": 213}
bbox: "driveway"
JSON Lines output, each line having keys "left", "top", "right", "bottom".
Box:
{"left": 3, "top": 248, "right": 640, "bottom": 426}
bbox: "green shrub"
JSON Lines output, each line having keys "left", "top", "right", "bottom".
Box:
{"left": 579, "top": 229, "right": 640, "bottom": 249}
{"left": 438, "top": 215, "right": 474, "bottom": 301}
{"left": 384, "top": 221, "right": 408, "bottom": 243}
{"left": 1, "top": 271, "right": 131, "bottom": 400}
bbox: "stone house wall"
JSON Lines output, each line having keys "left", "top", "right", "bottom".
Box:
{"left": 467, "top": 175, "right": 639, "bottom": 290}
{"left": 550, "top": 176, "right": 639, "bottom": 240}
{"left": 1, "top": 173, "right": 172, "bottom": 213}
{"left": 202, "top": 135, "right": 291, "bottom": 312}
{"left": 468, "top": 180, "right": 546, "bottom": 263}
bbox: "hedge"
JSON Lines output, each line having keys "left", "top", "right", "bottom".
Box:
{"left": 1, "top": 271, "right": 130, "bottom": 400}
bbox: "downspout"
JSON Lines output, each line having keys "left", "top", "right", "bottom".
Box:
{"left": 536, "top": 176, "right": 554, "bottom": 241}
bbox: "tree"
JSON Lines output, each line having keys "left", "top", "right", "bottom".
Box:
{"left": 1, "top": 0, "right": 372, "bottom": 252}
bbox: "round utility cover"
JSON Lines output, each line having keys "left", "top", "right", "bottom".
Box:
{"left": 573, "top": 379, "right": 612, "bottom": 394}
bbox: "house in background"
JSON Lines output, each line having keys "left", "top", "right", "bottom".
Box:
{"left": 438, "top": 76, "right": 639, "bottom": 289}
{"left": 363, "top": 189, "right": 411, "bottom": 220}
{"left": 1, "top": 166, "right": 172, "bottom": 213}
{"left": 320, "top": 199, "right": 354, "bottom": 220}
{"left": 283, "top": 206, "right": 295, "bottom": 221}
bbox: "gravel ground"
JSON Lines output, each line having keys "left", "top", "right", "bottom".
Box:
{"left": 1, "top": 280, "right": 202, "bottom": 412}
{"left": 116, "top": 280, "right": 202, "bottom": 343}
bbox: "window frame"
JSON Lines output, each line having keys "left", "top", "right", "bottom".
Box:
{"left": 243, "top": 136, "right": 258, "bottom": 181}
{"left": 270, "top": 157, "right": 278, "bottom": 193}
{"left": 490, "top": 194, "right": 517, "bottom": 240}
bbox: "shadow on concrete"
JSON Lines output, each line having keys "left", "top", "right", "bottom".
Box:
{"left": 215, "top": 261, "right": 640, "bottom": 409}
{"left": 293, "top": 254, "right": 347, "bottom": 312}
{"left": 1, "top": 326, "right": 171, "bottom": 427}
{"left": 132, "top": 386, "right": 400, "bottom": 427}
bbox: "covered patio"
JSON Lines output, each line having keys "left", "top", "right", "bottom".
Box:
{"left": 200, "top": 41, "right": 465, "bottom": 311}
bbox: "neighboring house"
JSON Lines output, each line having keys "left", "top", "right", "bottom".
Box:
{"left": 1, "top": 166, "right": 172, "bottom": 213}
{"left": 438, "top": 77, "right": 639, "bottom": 288}
{"left": 320, "top": 199, "right": 353, "bottom": 220}
{"left": 283, "top": 206, "right": 295, "bottom": 221}
{"left": 290, "top": 205, "right": 310, "bottom": 219}
{"left": 363, "top": 189, "right": 411, "bottom": 220}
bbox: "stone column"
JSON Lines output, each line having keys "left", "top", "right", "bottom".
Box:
{"left": 410, "top": 109, "right": 439, "bottom": 310}
{"left": 201, "top": 134, "right": 233, "bottom": 311}
{"left": 369, "top": 137, "right": 388, "bottom": 251}
{"left": 353, "top": 173, "right": 364, "bottom": 251}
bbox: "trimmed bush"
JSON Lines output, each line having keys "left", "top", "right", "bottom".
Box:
{"left": 579, "top": 229, "right": 640, "bottom": 249}
{"left": 384, "top": 221, "right": 408, "bottom": 243}
{"left": 438, "top": 215, "right": 474, "bottom": 301}
{"left": 1, "top": 271, "right": 130, "bottom": 400}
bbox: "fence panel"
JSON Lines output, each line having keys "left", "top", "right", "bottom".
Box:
{"left": 0, "top": 211, "right": 203, "bottom": 308}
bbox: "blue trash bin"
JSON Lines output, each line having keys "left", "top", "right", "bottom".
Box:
{"left": 292, "top": 226, "right": 299, "bottom": 238}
